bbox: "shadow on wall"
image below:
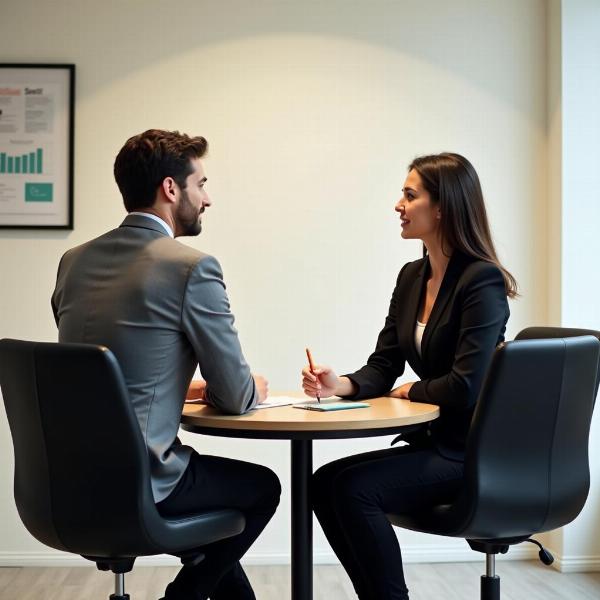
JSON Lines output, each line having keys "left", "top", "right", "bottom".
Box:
{"left": 2, "top": 0, "right": 544, "bottom": 125}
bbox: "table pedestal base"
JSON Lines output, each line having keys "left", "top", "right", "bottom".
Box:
{"left": 291, "top": 439, "right": 312, "bottom": 600}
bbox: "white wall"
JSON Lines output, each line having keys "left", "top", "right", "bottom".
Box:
{"left": 0, "top": 0, "right": 548, "bottom": 566}
{"left": 541, "top": 0, "right": 565, "bottom": 562}
{"left": 545, "top": 0, "right": 600, "bottom": 572}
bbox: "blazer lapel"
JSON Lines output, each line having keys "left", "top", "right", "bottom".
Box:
{"left": 421, "top": 251, "right": 470, "bottom": 360}
{"left": 402, "top": 257, "right": 429, "bottom": 373}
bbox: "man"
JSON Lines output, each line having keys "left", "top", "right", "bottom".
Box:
{"left": 52, "top": 129, "right": 280, "bottom": 600}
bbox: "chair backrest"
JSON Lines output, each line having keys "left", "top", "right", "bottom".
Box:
{"left": 516, "top": 326, "right": 600, "bottom": 399}
{"left": 460, "top": 334, "right": 599, "bottom": 538}
{"left": 0, "top": 339, "right": 162, "bottom": 556}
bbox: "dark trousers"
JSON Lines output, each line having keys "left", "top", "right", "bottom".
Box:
{"left": 156, "top": 452, "right": 281, "bottom": 600}
{"left": 312, "top": 444, "right": 464, "bottom": 600}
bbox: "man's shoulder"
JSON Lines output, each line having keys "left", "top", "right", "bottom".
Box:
{"left": 149, "top": 235, "right": 209, "bottom": 264}
{"left": 124, "top": 235, "right": 224, "bottom": 290}
{"left": 60, "top": 224, "right": 213, "bottom": 266}
{"left": 58, "top": 228, "right": 117, "bottom": 266}
{"left": 149, "top": 239, "right": 225, "bottom": 287}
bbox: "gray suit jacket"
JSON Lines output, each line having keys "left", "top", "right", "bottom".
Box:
{"left": 51, "top": 214, "right": 257, "bottom": 502}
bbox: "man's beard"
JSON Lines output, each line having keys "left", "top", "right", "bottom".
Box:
{"left": 176, "top": 189, "right": 202, "bottom": 236}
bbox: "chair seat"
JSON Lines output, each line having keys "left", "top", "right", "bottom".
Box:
{"left": 153, "top": 508, "right": 246, "bottom": 555}
{"left": 80, "top": 507, "right": 245, "bottom": 572}
{"left": 54, "top": 506, "right": 246, "bottom": 559}
{"left": 387, "top": 507, "right": 532, "bottom": 545}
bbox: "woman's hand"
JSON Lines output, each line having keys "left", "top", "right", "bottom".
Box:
{"left": 301, "top": 364, "right": 341, "bottom": 398}
{"left": 388, "top": 382, "right": 415, "bottom": 399}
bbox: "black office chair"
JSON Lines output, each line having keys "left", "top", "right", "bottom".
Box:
{"left": 0, "top": 339, "right": 246, "bottom": 600}
{"left": 387, "top": 329, "right": 600, "bottom": 600}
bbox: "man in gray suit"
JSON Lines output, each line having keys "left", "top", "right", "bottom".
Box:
{"left": 52, "top": 129, "right": 281, "bottom": 600}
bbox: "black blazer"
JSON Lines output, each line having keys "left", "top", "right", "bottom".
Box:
{"left": 346, "top": 251, "right": 510, "bottom": 460}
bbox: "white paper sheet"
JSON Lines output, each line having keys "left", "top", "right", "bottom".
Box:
{"left": 254, "top": 395, "right": 314, "bottom": 409}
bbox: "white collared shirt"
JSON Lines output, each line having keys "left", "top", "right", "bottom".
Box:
{"left": 129, "top": 212, "right": 174, "bottom": 238}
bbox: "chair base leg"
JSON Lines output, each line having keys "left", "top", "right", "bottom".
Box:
{"left": 109, "top": 595, "right": 130, "bottom": 600}
{"left": 481, "top": 574, "right": 500, "bottom": 600}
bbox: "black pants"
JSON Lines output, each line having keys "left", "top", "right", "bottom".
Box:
{"left": 312, "top": 444, "right": 464, "bottom": 600}
{"left": 156, "top": 452, "right": 281, "bottom": 600}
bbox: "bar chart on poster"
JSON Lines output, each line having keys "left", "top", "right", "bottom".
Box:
{"left": 0, "top": 64, "right": 73, "bottom": 228}
{"left": 0, "top": 141, "right": 54, "bottom": 207}
{"left": 0, "top": 142, "right": 55, "bottom": 211}
{"left": 0, "top": 147, "right": 46, "bottom": 174}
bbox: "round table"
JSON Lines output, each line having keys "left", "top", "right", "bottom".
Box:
{"left": 181, "top": 395, "right": 439, "bottom": 600}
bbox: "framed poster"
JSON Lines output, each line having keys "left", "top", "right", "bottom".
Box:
{"left": 0, "top": 64, "right": 75, "bottom": 229}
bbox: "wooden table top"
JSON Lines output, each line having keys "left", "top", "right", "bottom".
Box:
{"left": 181, "top": 393, "right": 439, "bottom": 435}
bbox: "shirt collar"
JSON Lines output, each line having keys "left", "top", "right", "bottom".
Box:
{"left": 128, "top": 212, "right": 174, "bottom": 238}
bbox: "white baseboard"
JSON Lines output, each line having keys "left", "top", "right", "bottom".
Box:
{"left": 0, "top": 543, "right": 537, "bottom": 568}
{"left": 550, "top": 552, "right": 600, "bottom": 573}
{"left": 6, "top": 544, "right": 600, "bottom": 573}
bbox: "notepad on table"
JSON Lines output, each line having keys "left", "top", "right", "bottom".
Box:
{"left": 293, "top": 401, "right": 370, "bottom": 412}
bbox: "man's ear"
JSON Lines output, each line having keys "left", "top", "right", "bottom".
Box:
{"left": 160, "top": 177, "right": 178, "bottom": 204}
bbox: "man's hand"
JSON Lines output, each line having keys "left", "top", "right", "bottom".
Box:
{"left": 186, "top": 379, "right": 207, "bottom": 401}
{"left": 388, "top": 382, "right": 414, "bottom": 399}
{"left": 253, "top": 374, "right": 269, "bottom": 403}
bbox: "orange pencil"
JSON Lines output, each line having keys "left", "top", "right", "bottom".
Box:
{"left": 305, "top": 348, "right": 321, "bottom": 403}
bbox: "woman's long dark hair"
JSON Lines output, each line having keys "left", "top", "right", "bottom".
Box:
{"left": 409, "top": 152, "right": 518, "bottom": 298}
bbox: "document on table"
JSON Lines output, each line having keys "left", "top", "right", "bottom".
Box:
{"left": 255, "top": 395, "right": 317, "bottom": 409}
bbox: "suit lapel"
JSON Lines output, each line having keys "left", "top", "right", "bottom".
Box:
{"left": 402, "top": 258, "right": 429, "bottom": 372}
{"left": 421, "top": 251, "right": 470, "bottom": 360}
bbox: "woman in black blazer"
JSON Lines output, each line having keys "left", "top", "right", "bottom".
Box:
{"left": 301, "top": 153, "right": 517, "bottom": 600}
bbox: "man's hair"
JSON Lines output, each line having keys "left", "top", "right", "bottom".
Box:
{"left": 114, "top": 129, "right": 208, "bottom": 211}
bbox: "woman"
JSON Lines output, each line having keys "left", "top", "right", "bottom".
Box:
{"left": 301, "top": 153, "right": 516, "bottom": 600}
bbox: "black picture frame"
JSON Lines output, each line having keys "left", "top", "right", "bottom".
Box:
{"left": 0, "top": 63, "right": 75, "bottom": 229}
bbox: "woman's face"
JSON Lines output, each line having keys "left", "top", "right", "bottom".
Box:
{"left": 395, "top": 169, "right": 441, "bottom": 242}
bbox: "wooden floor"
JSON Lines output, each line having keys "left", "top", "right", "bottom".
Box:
{"left": 0, "top": 562, "right": 598, "bottom": 599}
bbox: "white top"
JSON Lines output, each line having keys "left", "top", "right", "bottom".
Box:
{"left": 129, "top": 211, "right": 174, "bottom": 238}
{"left": 415, "top": 320, "right": 426, "bottom": 357}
